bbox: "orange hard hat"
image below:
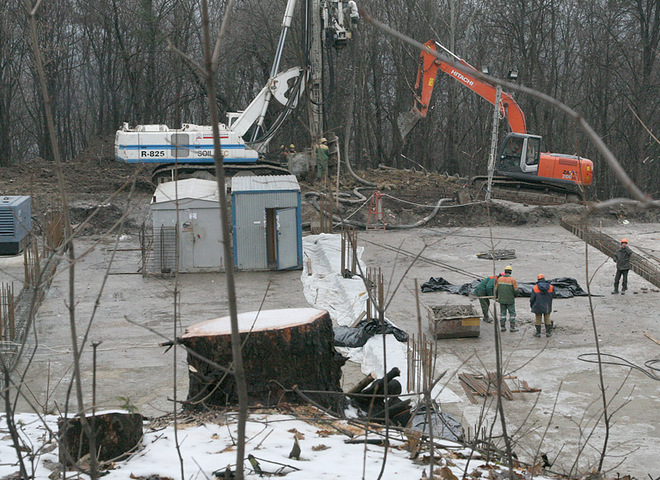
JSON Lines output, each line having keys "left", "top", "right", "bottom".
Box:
{"left": 537, "top": 273, "right": 545, "bottom": 280}
{"left": 621, "top": 238, "right": 628, "bottom": 243}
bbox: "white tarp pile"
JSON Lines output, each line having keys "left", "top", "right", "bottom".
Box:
{"left": 301, "top": 233, "right": 460, "bottom": 403}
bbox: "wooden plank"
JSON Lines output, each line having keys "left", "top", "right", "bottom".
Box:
{"left": 488, "top": 372, "right": 513, "bottom": 400}
{"left": 463, "top": 373, "right": 489, "bottom": 397}
{"left": 459, "top": 377, "right": 479, "bottom": 404}
{"left": 644, "top": 332, "right": 660, "bottom": 346}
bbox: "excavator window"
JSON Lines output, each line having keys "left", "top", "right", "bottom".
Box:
{"left": 524, "top": 137, "right": 540, "bottom": 166}
{"left": 499, "top": 136, "right": 524, "bottom": 171}
{"left": 504, "top": 137, "right": 523, "bottom": 157}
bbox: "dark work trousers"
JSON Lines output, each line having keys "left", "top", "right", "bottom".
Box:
{"left": 478, "top": 298, "right": 490, "bottom": 319}
{"left": 614, "top": 269, "right": 629, "bottom": 291}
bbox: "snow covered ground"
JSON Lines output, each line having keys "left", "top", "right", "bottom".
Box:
{"left": 1, "top": 410, "right": 552, "bottom": 479}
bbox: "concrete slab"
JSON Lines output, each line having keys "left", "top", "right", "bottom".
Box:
{"left": 358, "top": 224, "right": 660, "bottom": 478}
{"left": 0, "top": 252, "right": 26, "bottom": 289}
{"left": 9, "top": 222, "right": 660, "bottom": 477}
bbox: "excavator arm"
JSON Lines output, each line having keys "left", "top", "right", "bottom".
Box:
{"left": 398, "top": 40, "right": 527, "bottom": 139}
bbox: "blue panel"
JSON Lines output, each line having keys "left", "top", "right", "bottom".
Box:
{"left": 118, "top": 144, "right": 246, "bottom": 150}
{"left": 119, "top": 157, "right": 257, "bottom": 164}
{"left": 232, "top": 194, "right": 238, "bottom": 268}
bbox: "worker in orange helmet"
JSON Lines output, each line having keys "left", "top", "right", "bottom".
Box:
{"left": 530, "top": 274, "right": 554, "bottom": 337}
{"left": 495, "top": 265, "right": 519, "bottom": 332}
{"left": 612, "top": 238, "right": 632, "bottom": 294}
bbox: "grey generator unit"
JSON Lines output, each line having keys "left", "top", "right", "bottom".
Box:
{"left": 149, "top": 179, "right": 224, "bottom": 273}
{"left": 232, "top": 175, "right": 302, "bottom": 271}
{"left": 0, "top": 196, "right": 32, "bottom": 255}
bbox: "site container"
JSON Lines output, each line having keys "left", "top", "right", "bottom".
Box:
{"left": 0, "top": 196, "right": 32, "bottom": 255}
{"left": 428, "top": 304, "right": 480, "bottom": 339}
{"left": 149, "top": 179, "right": 224, "bottom": 273}
{"left": 232, "top": 175, "right": 302, "bottom": 271}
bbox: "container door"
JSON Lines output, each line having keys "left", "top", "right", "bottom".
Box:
{"left": 191, "top": 209, "right": 224, "bottom": 269}
{"left": 276, "top": 207, "right": 298, "bottom": 270}
{"left": 179, "top": 210, "right": 196, "bottom": 270}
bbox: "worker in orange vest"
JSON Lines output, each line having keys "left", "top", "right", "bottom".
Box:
{"left": 530, "top": 274, "right": 554, "bottom": 337}
{"left": 495, "top": 266, "right": 519, "bottom": 332}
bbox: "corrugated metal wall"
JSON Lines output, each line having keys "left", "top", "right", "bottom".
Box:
{"left": 233, "top": 191, "right": 300, "bottom": 270}
{"left": 150, "top": 198, "right": 224, "bottom": 273}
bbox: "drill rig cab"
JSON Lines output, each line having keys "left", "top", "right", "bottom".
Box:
{"left": 115, "top": 0, "right": 357, "bottom": 182}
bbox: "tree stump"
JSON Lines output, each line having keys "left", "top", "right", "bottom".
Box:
{"left": 58, "top": 412, "right": 143, "bottom": 466}
{"left": 180, "top": 308, "right": 343, "bottom": 411}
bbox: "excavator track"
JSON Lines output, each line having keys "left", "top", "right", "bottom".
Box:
{"left": 471, "top": 176, "right": 583, "bottom": 205}
{"left": 151, "top": 161, "right": 290, "bottom": 183}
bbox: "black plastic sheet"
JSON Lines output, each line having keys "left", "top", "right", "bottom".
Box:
{"left": 421, "top": 276, "right": 591, "bottom": 298}
{"left": 410, "top": 405, "right": 463, "bottom": 442}
{"left": 334, "top": 319, "right": 409, "bottom": 348}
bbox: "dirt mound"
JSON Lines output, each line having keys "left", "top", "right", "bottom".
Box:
{"left": 299, "top": 167, "right": 660, "bottom": 228}
{"left": 299, "top": 167, "right": 594, "bottom": 228}
{"left": 3, "top": 145, "right": 658, "bottom": 234}
{"left": 69, "top": 201, "right": 137, "bottom": 235}
{"left": 0, "top": 135, "right": 153, "bottom": 233}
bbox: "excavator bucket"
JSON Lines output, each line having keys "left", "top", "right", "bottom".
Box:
{"left": 397, "top": 109, "right": 422, "bottom": 140}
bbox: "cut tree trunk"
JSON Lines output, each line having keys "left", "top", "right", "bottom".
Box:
{"left": 58, "top": 412, "right": 143, "bottom": 466}
{"left": 180, "top": 308, "right": 344, "bottom": 411}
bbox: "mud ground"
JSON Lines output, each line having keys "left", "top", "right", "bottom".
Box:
{"left": 2, "top": 219, "right": 658, "bottom": 477}
{"left": 359, "top": 223, "right": 660, "bottom": 478}
{"left": 4, "top": 237, "right": 308, "bottom": 416}
{"left": 2, "top": 145, "right": 660, "bottom": 477}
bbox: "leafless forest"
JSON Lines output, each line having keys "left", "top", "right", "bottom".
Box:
{"left": 1, "top": 0, "right": 659, "bottom": 199}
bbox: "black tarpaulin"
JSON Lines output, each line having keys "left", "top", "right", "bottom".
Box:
{"left": 334, "top": 319, "right": 409, "bottom": 348}
{"left": 420, "top": 277, "right": 591, "bottom": 298}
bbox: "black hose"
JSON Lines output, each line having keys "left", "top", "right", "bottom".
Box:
{"left": 577, "top": 353, "right": 660, "bottom": 380}
{"left": 304, "top": 191, "right": 452, "bottom": 230}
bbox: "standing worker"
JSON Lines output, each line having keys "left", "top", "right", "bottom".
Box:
{"left": 474, "top": 274, "right": 497, "bottom": 323}
{"left": 316, "top": 137, "right": 329, "bottom": 181}
{"left": 495, "top": 266, "right": 519, "bottom": 332}
{"left": 530, "top": 274, "right": 554, "bottom": 337}
{"left": 612, "top": 238, "right": 632, "bottom": 295}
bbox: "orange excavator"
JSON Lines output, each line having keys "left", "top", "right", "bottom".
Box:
{"left": 398, "top": 40, "right": 593, "bottom": 195}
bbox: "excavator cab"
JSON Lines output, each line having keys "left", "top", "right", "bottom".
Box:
{"left": 497, "top": 133, "right": 541, "bottom": 175}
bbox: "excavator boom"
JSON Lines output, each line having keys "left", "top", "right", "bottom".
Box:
{"left": 398, "top": 40, "right": 527, "bottom": 139}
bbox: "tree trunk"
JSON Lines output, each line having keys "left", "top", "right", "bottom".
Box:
{"left": 58, "top": 412, "right": 143, "bottom": 466}
{"left": 180, "top": 308, "right": 344, "bottom": 411}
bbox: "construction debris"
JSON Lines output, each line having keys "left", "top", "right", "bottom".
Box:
{"left": 459, "top": 373, "right": 541, "bottom": 404}
{"left": 476, "top": 249, "right": 516, "bottom": 260}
